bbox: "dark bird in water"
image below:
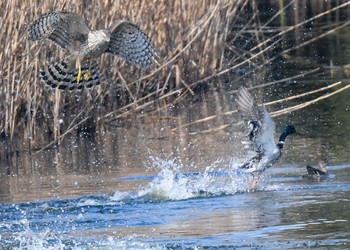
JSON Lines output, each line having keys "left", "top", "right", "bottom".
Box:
{"left": 306, "top": 160, "right": 328, "bottom": 176}
{"left": 236, "top": 87, "right": 296, "bottom": 174}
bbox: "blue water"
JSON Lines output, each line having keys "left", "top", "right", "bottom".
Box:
{"left": 1, "top": 158, "right": 349, "bottom": 249}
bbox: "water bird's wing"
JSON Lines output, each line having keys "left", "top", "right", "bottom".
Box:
{"left": 257, "top": 106, "right": 277, "bottom": 157}
{"left": 236, "top": 87, "right": 262, "bottom": 122}
{"left": 236, "top": 87, "right": 277, "bottom": 156}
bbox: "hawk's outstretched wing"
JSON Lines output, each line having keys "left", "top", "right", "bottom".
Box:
{"left": 106, "top": 20, "right": 155, "bottom": 68}
{"left": 28, "top": 11, "right": 90, "bottom": 49}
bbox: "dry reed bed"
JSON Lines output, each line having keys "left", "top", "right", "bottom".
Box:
{"left": 0, "top": 0, "right": 350, "bottom": 153}
{"left": 0, "top": 0, "right": 254, "bottom": 146}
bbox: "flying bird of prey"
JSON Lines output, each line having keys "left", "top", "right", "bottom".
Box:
{"left": 28, "top": 11, "right": 156, "bottom": 90}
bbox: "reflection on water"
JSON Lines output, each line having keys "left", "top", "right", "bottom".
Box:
{"left": 1, "top": 76, "right": 349, "bottom": 203}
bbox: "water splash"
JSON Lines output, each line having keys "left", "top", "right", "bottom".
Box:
{"left": 0, "top": 219, "right": 66, "bottom": 250}
{"left": 0, "top": 217, "right": 165, "bottom": 249}
{"left": 111, "top": 156, "right": 256, "bottom": 202}
{"left": 0, "top": 157, "right": 276, "bottom": 249}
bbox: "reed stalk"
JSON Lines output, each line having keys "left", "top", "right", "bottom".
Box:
{"left": 0, "top": 0, "right": 349, "bottom": 155}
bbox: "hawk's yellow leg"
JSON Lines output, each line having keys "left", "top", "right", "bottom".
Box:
{"left": 75, "top": 57, "right": 90, "bottom": 82}
{"left": 76, "top": 57, "right": 82, "bottom": 83}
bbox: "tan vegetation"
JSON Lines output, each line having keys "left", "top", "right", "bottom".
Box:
{"left": 0, "top": 0, "right": 250, "bottom": 145}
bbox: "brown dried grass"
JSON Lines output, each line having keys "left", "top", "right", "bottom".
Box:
{"left": 0, "top": 0, "right": 254, "bottom": 145}
{"left": 1, "top": 0, "right": 350, "bottom": 152}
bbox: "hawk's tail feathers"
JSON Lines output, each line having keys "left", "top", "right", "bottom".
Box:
{"left": 40, "top": 59, "right": 106, "bottom": 90}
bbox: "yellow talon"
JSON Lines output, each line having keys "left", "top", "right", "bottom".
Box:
{"left": 77, "top": 65, "right": 82, "bottom": 83}
{"left": 84, "top": 73, "right": 90, "bottom": 81}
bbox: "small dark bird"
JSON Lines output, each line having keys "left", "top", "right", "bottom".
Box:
{"left": 236, "top": 87, "right": 296, "bottom": 174}
{"left": 306, "top": 160, "right": 328, "bottom": 176}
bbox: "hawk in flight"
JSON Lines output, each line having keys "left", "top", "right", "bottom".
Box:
{"left": 28, "top": 11, "right": 156, "bottom": 90}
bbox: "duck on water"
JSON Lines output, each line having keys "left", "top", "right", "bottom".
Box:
{"left": 303, "top": 160, "right": 329, "bottom": 181}
{"left": 235, "top": 87, "right": 296, "bottom": 187}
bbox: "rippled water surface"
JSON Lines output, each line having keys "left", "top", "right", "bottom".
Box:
{"left": 0, "top": 160, "right": 350, "bottom": 249}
